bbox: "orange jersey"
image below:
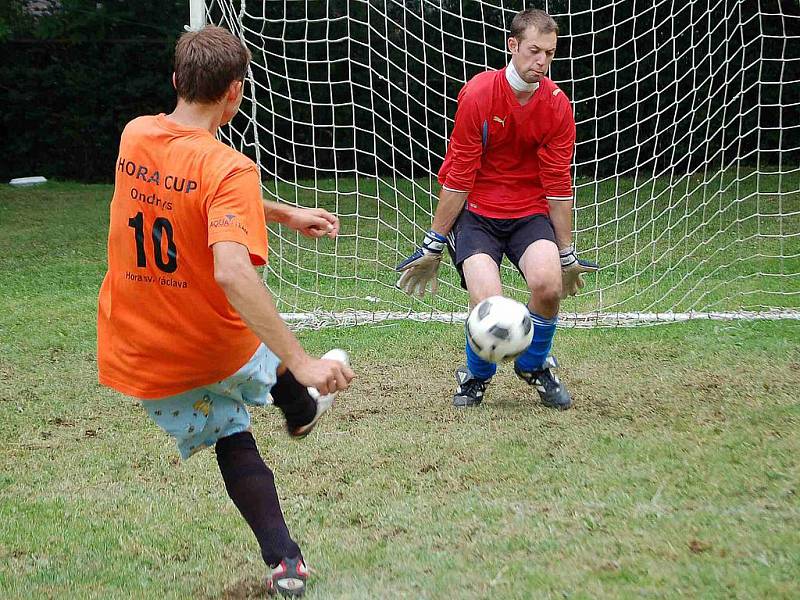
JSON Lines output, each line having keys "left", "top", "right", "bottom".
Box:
{"left": 98, "top": 114, "right": 268, "bottom": 399}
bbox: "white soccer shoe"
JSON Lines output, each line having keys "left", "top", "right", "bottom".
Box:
{"left": 289, "top": 348, "right": 350, "bottom": 439}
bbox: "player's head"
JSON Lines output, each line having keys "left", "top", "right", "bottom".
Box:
{"left": 508, "top": 9, "right": 559, "bottom": 84}
{"left": 173, "top": 26, "right": 251, "bottom": 123}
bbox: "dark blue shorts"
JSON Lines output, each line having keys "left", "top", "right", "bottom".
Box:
{"left": 447, "top": 210, "right": 556, "bottom": 290}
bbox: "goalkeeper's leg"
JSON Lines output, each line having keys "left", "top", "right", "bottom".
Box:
{"left": 463, "top": 253, "right": 503, "bottom": 381}
{"left": 453, "top": 252, "right": 503, "bottom": 407}
{"left": 448, "top": 214, "right": 506, "bottom": 407}
{"left": 512, "top": 236, "right": 573, "bottom": 410}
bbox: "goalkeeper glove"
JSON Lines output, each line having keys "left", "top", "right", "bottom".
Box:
{"left": 559, "top": 245, "right": 599, "bottom": 299}
{"left": 395, "top": 229, "right": 447, "bottom": 298}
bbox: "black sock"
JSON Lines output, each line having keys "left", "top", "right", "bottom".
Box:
{"left": 215, "top": 431, "right": 301, "bottom": 566}
{"left": 270, "top": 369, "right": 316, "bottom": 428}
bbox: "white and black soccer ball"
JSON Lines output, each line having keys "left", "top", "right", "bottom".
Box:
{"left": 466, "top": 295, "right": 533, "bottom": 363}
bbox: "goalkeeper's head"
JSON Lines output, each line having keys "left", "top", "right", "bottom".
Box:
{"left": 173, "top": 26, "right": 251, "bottom": 120}
{"left": 507, "top": 9, "right": 559, "bottom": 85}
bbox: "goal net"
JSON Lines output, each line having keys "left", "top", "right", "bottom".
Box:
{"left": 198, "top": 0, "right": 799, "bottom": 327}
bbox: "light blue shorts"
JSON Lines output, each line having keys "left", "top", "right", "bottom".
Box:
{"left": 142, "top": 344, "right": 280, "bottom": 459}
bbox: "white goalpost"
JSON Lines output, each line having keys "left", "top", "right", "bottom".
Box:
{"left": 193, "top": 0, "right": 800, "bottom": 328}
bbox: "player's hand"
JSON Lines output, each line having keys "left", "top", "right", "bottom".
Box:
{"left": 285, "top": 207, "right": 339, "bottom": 239}
{"left": 291, "top": 354, "right": 355, "bottom": 396}
{"left": 395, "top": 229, "right": 446, "bottom": 298}
{"left": 559, "top": 245, "right": 599, "bottom": 298}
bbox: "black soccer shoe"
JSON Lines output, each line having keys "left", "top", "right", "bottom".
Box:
{"left": 453, "top": 366, "right": 491, "bottom": 408}
{"left": 514, "top": 355, "right": 573, "bottom": 410}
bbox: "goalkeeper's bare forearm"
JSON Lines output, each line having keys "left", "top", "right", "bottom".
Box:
{"left": 430, "top": 188, "right": 468, "bottom": 236}
{"left": 547, "top": 198, "right": 574, "bottom": 251}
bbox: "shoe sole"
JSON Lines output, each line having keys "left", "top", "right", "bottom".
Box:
{"left": 274, "top": 578, "right": 306, "bottom": 597}
{"left": 453, "top": 397, "right": 483, "bottom": 408}
{"left": 542, "top": 399, "right": 572, "bottom": 410}
{"left": 268, "top": 556, "right": 309, "bottom": 597}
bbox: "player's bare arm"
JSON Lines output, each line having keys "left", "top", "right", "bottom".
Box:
{"left": 431, "top": 188, "right": 468, "bottom": 236}
{"left": 213, "top": 241, "right": 354, "bottom": 393}
{"left": 547, "top": 198, "right": 573, "bottom": 250}
{"left": 395, "top": 64, "right": 483, "bottom": 298}
{"left": 263, "top": 200, "right": 339, "bottom": 238}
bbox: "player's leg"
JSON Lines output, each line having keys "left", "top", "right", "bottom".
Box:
{"left": 216, "top": 431, "right": 311, "bottom": 597}
{"left": 448, "top": 211, "right": 504, "bottom": 407}
{"left": 269, "top": 365, "right": 316, "bottom": 431}
{"left": 460, "top": 253, "right": 503, "bottom": 398}
{"left": 518, "top": 238, "right": 562, "bottom": 367}
{"left": 507, "top": 216, "right": 572, "bottom": 409}
{"left": 215, "top": 430, "right": 303, "bottom": 567}
{"left": 462, "top": 254, "right": 503, "bottom": 307}
{"left": 141, "top": 377, "right": 306, "bottom": 594}
{"left": 207, "top": 345, "right": 312, "bottom": 595}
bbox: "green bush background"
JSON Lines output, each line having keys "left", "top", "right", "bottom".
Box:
{"left": 2, "top": 0, "right": 797, "bottom": 183}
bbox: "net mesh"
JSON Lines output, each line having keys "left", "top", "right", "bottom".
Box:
{"left": 203, "top": 0, "right": 800, "bottom": 327}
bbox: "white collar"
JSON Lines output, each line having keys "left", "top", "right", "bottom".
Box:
{"left": 505, "top": 61, "right": 540, "bottom": 93}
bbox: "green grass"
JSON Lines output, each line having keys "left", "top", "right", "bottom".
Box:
{"left": 1, "top": 182, "right": 799, "bottom": 598}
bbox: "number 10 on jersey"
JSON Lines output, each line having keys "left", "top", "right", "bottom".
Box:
{"left": 127, "top": 211, "right": 178, "bottom": 273}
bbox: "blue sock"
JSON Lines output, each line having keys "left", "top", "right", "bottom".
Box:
{"left": 514, "top": 312, "right": 557, "bottom": 372}
{"left": 465, "top": 331, "right": 497, "bottom": 380}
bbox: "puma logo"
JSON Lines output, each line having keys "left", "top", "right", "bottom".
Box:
{"left": 492, "top": 115, "right": 507, "bottom": 127}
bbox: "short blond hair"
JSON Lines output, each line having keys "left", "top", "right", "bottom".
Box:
{"left": 174, "top": 26, "right": 251, "bottom": 103}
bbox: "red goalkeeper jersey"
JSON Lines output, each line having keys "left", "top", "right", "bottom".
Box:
{"left": 437, "top": 69, "right": 576, "bottom": 219}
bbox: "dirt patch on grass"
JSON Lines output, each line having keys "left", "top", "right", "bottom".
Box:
{"left": 212, "top": 577, "right": 266, "bottom": 599}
